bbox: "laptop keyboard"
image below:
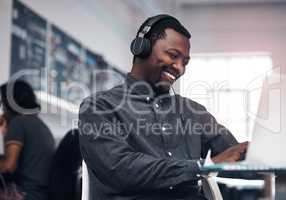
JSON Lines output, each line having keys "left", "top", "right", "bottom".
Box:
{"left": 219, "top": 163, "right": 275, "bottom": 171}
{"left": 203, "top": 162, "right": 286, "bottom": 172}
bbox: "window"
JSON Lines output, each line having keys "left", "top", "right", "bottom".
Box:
{"left": 177, "top": 53, "right": 273, "bottom": 142}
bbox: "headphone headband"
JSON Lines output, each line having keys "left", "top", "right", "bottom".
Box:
{"left": 137, "top": 14, "right": 179, "bottom": 39}
{"left": 131, "top": 14, "right": 180, "bottom": 58}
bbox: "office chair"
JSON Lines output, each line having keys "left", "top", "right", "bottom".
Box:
{"left": 81, "top": 161, "right": 90, "bottom": 200}
{"left": 49, "top": 129, "right": 82, "bottom": 200}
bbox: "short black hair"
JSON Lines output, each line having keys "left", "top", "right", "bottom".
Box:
{"left": 133, "top": 15, "right": 191, "bottom": 63}
{"left": 0, "top": 80, "right": 41, "bottom": 117}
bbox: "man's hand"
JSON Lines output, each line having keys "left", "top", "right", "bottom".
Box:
{"left": 211, "top": 142, "right": 249, "bottom": 164}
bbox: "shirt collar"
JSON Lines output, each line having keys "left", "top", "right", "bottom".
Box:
{"left": 125, "top": 73, "right": 174, "bottom": 99}
{"left": 125, "top": 73, "right": 155, "bottom": 98}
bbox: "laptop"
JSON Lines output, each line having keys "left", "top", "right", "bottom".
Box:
{"left": 0, "top": 104, "right": 4, "bottom": 156}
{"left": 202, "top": 71, "right": 286, "bottom": 172}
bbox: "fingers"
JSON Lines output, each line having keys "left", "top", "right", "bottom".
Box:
{"left": 225, "top": 155, "right": 240, "bottom": 163}
{"left": 239, "top": 142, "right": 249, "bottom": 153}
{"left": 229, "top": 151, "right": 241, "bottom": 162}
{"left": 226, "top": 158, "right": 237, "bottom": 163}
{"left": 212, "top": 142, "right": 250, "bottom": 164}
{"left": 233, "top": 141, "right": 249, "bottom": 152}
{"left": 240, "top": 141, "right": 249, "bottom": 147}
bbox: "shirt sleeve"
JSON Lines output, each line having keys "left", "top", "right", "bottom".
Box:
{"left": 78, "top": 97, "right": 202, "bottom": 193}
{"left": 5, "top": 117, "right": 25, "bottom": 146}
{"left": 197, "top": 104, "right": 238, "bottom": 158}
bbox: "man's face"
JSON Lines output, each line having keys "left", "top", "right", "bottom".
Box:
{"left": 143, "top": 28, "right": 190, "bottom": 93}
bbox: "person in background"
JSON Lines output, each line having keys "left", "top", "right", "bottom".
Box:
{"left": 49, "top": 129, "right": 82, "bottom": 200}
{"left": 0, "top": 80, "right": 55, "bottom": 200}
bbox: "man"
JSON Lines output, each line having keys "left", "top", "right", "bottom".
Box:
{"left": 79, "top": 14, "right": 247, "bottom": 199}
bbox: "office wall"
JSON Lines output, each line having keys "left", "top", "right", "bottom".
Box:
{"left": 21, "top": 0, "right": 132, "bottom": 72}
{"left": 0, "top": 0, "right": 132, "bottom": 84}
{"left": 178, "top": 3, "right": 286, "bottom": 138}
{"left": 0, "top": 0, "right": 12, "bottom": 85}
{"left": 4, "top": 2, "right": 286, "bottom": 80}
{"left": 179, "top": 3, "right": 286, "bottom": 73}
{"left": 2, "top": 1, "right": 285, "bottom": 140}
{"left": 0, "top": 0, "right": 133, "bottom": 141}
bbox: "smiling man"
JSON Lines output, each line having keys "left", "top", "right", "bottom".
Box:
{"left": 79, "top": 14, "right": 247, "bottom": 200}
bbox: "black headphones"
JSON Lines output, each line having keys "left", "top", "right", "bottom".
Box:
{"left": 130, "top": 14, "right": 180, "bottom": 59}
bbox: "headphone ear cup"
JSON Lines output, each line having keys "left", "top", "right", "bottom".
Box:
{"left": 130, "top": 37, "right": 151, "bottom": 58}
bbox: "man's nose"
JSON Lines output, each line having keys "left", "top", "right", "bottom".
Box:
{"left": 172, "top": 61, "right": 185, "bottom": 77}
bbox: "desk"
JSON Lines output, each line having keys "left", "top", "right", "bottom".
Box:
{"left": 201, "top": 166, "right": 286, "bottom": 200}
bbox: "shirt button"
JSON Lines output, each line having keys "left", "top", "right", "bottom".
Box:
{"left": 169, "top": 186, "right": 173, "bottom": 190}
{"left": 162, "top": 126, "right": 166, "bottom": 131}
{"left": 155, "top": 103, "right": 159, "bottom": 108}
{"left": 167, "top": 151, "right": 172, "bottom": 157}
{"left": 146, "top": 97, "right": 150, "bottom": 102}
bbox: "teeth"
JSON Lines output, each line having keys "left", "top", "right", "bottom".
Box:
{"left": 163, "top": 71, "right": 176, "bottom": 80}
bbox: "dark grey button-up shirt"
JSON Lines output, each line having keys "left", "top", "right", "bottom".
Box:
{"left": 78, "top": 73, "right": 237, "bottom": 200}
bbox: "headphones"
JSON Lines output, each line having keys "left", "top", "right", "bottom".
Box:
{"left": 130, "top": 14, "right": 180, "bottom": 59}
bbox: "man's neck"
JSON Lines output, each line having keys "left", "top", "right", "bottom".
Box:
{"left": 130, "top": 63, "right": 145, "bottom": 81}
{"left": 130, "top": 63, "right": 172, "bottom": 96}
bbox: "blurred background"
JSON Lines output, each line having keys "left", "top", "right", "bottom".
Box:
{"left": 2, "top": 0, "right": 286, "bottom": 142}
{"left": 0, "top": 0, "right": 286, "bottom": 199}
